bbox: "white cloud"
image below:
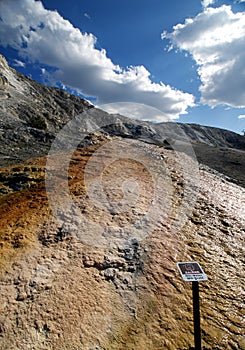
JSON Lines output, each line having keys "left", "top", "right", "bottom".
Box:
{"left": 84, "top": 13, "right": 91, "bottom": 20}
{"left": 162, "top": 5, "right": 245, "bottom": 109}
{"left": 238, "top": 114, "right": 245, "bottom": 119}
{"left": 98, "top": 102, "right": 170, "bottom": 122}
{"left": 0, "top": 0, "right": 195, "bottom": 121}
{"left": 13, "top": 59, "right": 25, "bottom": 67}
{"left": 202, "top": 0, "right": 216, "bottom": 8}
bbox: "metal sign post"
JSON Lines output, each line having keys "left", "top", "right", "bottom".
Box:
{"left": 177, "top": 262, "right": 208, "bottom": 350}
{"left": 192, "top": 281, "right": 201, "bottom": 350}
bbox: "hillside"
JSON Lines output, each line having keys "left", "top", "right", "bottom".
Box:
{"left": 1, "top": 54, "right": 244, "bottom": 187}
{"left": 0, "top": 54, "right": 92, "bottom": 167}
{"left": 0, "top": 55, "right": 244, "bottom": 350}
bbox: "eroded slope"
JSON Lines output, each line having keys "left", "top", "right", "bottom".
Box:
{"left": 0, "top": 137, "right": 244, "bottom": 350}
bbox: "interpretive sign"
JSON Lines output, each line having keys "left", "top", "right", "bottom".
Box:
{"left": 177, "top": 262, "right": 208, "bottom": 350}
{"left": 177, "top": 262, "right": 208, "bottom": 282}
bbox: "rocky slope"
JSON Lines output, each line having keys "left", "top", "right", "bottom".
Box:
{"left": 0, "top": 54, "right": 244, "bottom": 186}
{"left": 0, "top": 55, "right": 244, "bottom": 349}
{"left": 0, "top": 138, "right": 244, "bottom": 350}
{"left": 0, "top": 54, "right": 92, "bottom": 167}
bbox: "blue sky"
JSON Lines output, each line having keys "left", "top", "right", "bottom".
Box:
{"left": 0, "top": 0, "right": 245, "bottom": 134}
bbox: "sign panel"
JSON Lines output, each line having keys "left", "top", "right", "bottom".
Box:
{"left": 177, "top": 262, "right": 208, "bottom": 282}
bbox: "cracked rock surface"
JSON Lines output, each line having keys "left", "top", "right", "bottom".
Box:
{"left": 0, "top": 55, "right": 244, "bottom": 350}
{"left": 0, "top": 137, "right": 244, "bottom": 350}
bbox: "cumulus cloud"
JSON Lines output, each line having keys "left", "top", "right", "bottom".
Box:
{"left": 238, "top": 114, "right": 245, "bottom": 119}
{"left": 97, "top": 102, "right": 170, "bottom": 122}
{"left": 202, "top": 0, "right": 216, "bottom": 8}
{"left": 0, "top": 0, "right": 194, "bottom": 121}
{"left": 162, "top": 5, "right": 245, "bottom": 109}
